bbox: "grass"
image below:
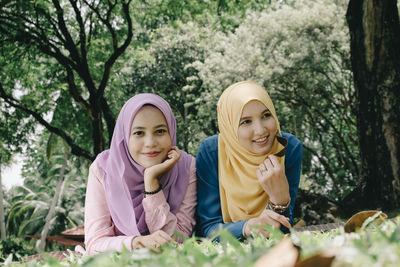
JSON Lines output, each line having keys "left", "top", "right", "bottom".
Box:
{"left": 3, "top": 216, "right": 400, "bottom": 267}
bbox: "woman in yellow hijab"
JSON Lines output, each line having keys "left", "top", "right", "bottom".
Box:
{"left": 196, "top": 81, "right": 303, "bottom": 238}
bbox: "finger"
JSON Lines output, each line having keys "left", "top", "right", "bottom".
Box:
{"left": 149, "top": 245, "right": 161, "bottom": 253}
{"left": 264, "top": 157, "right": 274, "bottom": 169}
{"left": 276, "top": 215, "right": 291, "bottom": 228}
{"left": 141, "top": 239, "right": 161, "bottom": 253}
{"left": 266, "top": 210, "right": 291, "bottom": 228}
{"left": 172, "top": 148, "right": 181, "bottom": 159}
{"left": 268, "top": 154, "right": 279, "bottom": 167}
{"left": 169, "top": 146, "right": 180, "bottom": 155}
{"left": 157, "top": 230, "right": 173, "bottom": 243}
{"left": 259, "top": 163, "right": 267, "bottom": 173}
{"left": 136, "top": 239, "right": 147, "bottom": 249}
{"left": 153, "top": 235, "right": 169, "bottom": 246}
{"left": 259, "top": 229, "right": 270, "bottom": 239}
{"left": 152, "top": 231, "right": 172, "bottom": 245}
{"left": 168, "top": 149, "right": 180, "bottom": 160}
{"left": 132, "top": 238, "right": 144, "bottom": 249}
{"left": 160, "top": 230, "right": 173, "bottom": 240}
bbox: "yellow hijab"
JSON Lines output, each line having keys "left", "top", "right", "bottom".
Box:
{"left": 217, "top": 81, "right": 286, "bottom": 223}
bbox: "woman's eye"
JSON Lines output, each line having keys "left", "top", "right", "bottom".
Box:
{"left": 155, "top": 129, "right": 167, "bottom": 135}
{"left": 133, "top": 131, "right": 144, "bottom": 136}
{"left": 263, "top": 112, "right": 272, "bottom": 118}
{"left": 240, "top": 119, "right": 251, "bottom": 126}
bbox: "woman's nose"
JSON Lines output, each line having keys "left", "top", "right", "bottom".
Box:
{"left": 144, "top": 135, "right": 157, "bottom": 147}
{"left": 253, "top": 120, "right": 266, "bottom": 135}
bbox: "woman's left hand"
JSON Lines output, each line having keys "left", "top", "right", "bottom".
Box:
{"left": 244, "top": 209, "right": 291, "bottom": 238}
{"left": 256, "top": 154, "right": 290, "bottom": 205}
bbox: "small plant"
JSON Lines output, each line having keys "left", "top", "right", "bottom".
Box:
{"left": 0, "top": 236, "right": 35, "bottom": 262}
{"left": 4, "top": 216, "right": 400, "bottom": 266}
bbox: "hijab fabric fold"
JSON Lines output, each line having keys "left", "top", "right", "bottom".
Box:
{"left": 217, "top": 81, "right": 285, "bottom": 223}
{"left": 97, "top": 93, "right": 192, "bottom": 236}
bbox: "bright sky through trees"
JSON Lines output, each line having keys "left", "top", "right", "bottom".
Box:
{"left": 2, "top": 157, "right": 23, "bottom": 189}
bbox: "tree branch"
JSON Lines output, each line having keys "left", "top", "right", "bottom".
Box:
{"left": 97, "top": 2, "right": 133, "bottom": 98}
{"left": 0, "top": 83, "right": 94, "bottom": 161}
{"left": 69, "top": 0, "right": 87, "bottom": 62}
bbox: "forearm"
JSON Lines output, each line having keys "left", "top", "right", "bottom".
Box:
{"left": 85, "top": 161, "right": 137, "bottom": 255}
{"left": 86, "top": 229, "right": 135, "bottom": 255}
{"left": 143, "top": 159, "right": 196, "bottom": 239}
{"left": 143, "top": 191, "right": 195, "bottom": 239}
{"left": 203, "top": 220, "right": 247, "bottom": 240}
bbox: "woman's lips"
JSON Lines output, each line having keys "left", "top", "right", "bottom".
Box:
{"left": 253, "top": 136, "right": 268, "bottom": 145}
{"left": 143, "top": 151, "right": 161, "bottom": 157}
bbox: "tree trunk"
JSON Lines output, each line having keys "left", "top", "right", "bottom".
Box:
{"left": 345, "top": 0, "right": 400, "bottom": 211}
{"left": 37, "top": 149, "right": 69, "bottom": 251}
{"left": 0, "top": 161, "right": 6, "bottom": 241}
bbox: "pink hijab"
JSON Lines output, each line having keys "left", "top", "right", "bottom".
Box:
{"left": 97, "top": 93, "right": 192, "bottom": 236}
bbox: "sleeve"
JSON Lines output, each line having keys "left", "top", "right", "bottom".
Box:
{"left": 84, "top": 160, "right": 137, "bottom": 255}
{"left": 196, "top": 136, "right": 247, "bottom": 240}
{"left": 280, "top": 132, "right": 303, "bottom": 230}
{"left": 142, "top": 157, "right": 197, "bottom": 239}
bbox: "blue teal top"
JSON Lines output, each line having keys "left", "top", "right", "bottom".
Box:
{"left": 196, "top": 132, "right": 303, "bottom": 239}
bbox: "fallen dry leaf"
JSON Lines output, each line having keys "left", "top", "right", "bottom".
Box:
{"left": 293, "top": 219, "right": 306, "bottom": 229}
{"left": 254, "top": 237, "right": 299, "bottom": 267}
{"left": 344, "top": 210, "right": 387, "bottom": 233}
{"left": 294, "top": 250, "right": 336, "bottom": 267}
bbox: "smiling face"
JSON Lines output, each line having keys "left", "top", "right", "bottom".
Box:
{"left": 128, "top": 105, "right": 172, "bottom": 168}
{"left": 237, "top": 100, "right": 278, "bottom": 155}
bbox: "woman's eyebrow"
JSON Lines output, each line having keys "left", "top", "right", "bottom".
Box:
{"left": 132, "top": 124, "right": 167, "bottom": 130}
{"left": 131, "top": 126, "right": 145, "bottom": 130}
{"left": 154, "top": 124, "right": 168, "bottom": 128}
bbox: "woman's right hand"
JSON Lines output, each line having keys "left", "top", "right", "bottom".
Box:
{"left": 131, "top": 230, "right": 174, "bottom": 252}
{"left": 243, "top": 209, "right": 291, "bottom": 238}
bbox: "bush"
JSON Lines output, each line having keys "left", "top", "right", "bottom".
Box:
{"left": 0, "top": 236, "right": 36, "bottom": 262}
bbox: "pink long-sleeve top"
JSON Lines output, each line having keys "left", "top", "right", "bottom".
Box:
{"left": 84, "top": 157, "right": 197, "bottom": 255}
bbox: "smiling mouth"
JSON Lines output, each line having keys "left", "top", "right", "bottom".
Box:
{"left": 253, "top": 136, "right": 268, "bottom": 144}
{"left": 143, "top": 152, "right": 161, "bottom": 157}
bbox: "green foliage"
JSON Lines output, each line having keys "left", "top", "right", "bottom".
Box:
{"left": 131, "top": 0, "right": 272, "bottom": 32}
{"left": 128, "top": 24, "right": 205, "bottom": 154}
{"left": 2, "top": 217, "right": 399, "bottom": 266}
{"left": 2, "top": 1, "right": 394, "bottom": 263}
{"left": 0, "top": 236, "right": 35, "bottom": 262}
{"left": 6, "top": 131, "right": 86, "bottom": 237}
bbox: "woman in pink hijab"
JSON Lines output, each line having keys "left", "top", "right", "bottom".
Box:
{"left": 84, "top": 93, "right": 196, "bottom": 255}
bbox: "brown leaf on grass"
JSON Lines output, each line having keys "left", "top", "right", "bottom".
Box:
{"left": 254, "top": 237, "right": 299, "bottom": 267}
{"left": 293, "top": 219, "right": 306, "bottom": 228}
{"left": 344, "top": 210, "right": 388, "bottom": 233}
{"left": 294, "top": 250, "right": 336, "bottom": 267}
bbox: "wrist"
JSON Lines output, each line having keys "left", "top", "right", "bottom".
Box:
{"left": 268, "top": 198, "right": 290, "bottom": 214}
{"left": 131, "top": 236, "right": 139, "bottom": 250}
{"left": 269, "top": 194, "right": 290, "bottom": 206}
{"left": 243, "top": 218, "right": 255, "bottom": 237}
{"left": 144, "top": 176, "right": 160, "bottom": 193}
{"left": 144, "top": 183, "right": 162, "bottom": 195}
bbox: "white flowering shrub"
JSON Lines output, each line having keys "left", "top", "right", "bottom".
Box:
{"left": 193, "top": 0, "right": 357, "bottom": 200}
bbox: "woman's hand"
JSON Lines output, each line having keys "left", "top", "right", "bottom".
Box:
{"left": 243, "top": 209, "right": 291, "bottom": 238}
{"left": 131, "top": 230, "right": 175, "bottom": 252}
{"left": 256, "top": 154, "right": 290, "bottom": 205}
{"left": 143, "top": 147, "right": 181, "bottom": 192}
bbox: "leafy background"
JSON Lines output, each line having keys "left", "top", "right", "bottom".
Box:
{"left": 0, "top": 0, "right": 399, "bottom": 264}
